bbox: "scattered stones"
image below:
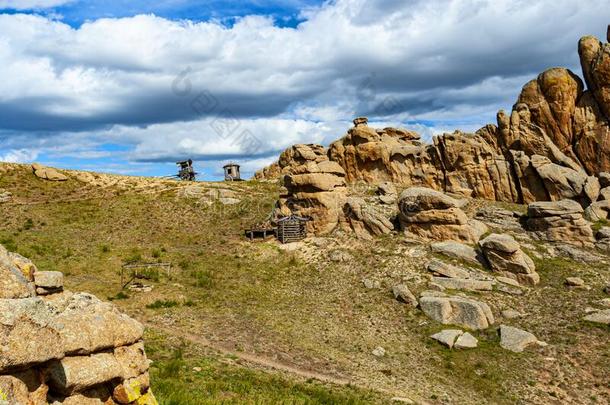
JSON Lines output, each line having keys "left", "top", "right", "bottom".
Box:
{"left": 128, "top": 282, "right": 153, "bottom": 293}
{"left": 499, "top": 325, "right": 539, "bottom": 353}
{"left": 372, "top": 346, "right": 386, "bottom": 357}
{"left": 454, "top": 332, "right": 478, "bottom": 349}
{"left": 430, "top": 329, "right": 478, "bottom": 349}
{"left": 328, "top": 250, "right": 352, "bottom": 263}
{"left": 583, "top": 309, "right": 610, "bottom": 325}
{"left": 526, "top": 200, "right": 595, "bottom": 247}
{"left": 600, "top": 298, "right": 610, "bottom": 308}
{"left": 0, "top": 189, "right": 11, "bottom": 203}
{"left": 426, "top": 260, "right": 470, "bottom": 279}
{"left": 565, "top": 277, "right": 585, "bottom": 287}
{"left": 430, "top": 241, "right": 484, "bottom": 266}
{"left": 430, "top": 329, "right": 464, "bottom": 348}
{"left": 392, "top": 284, "right": 418, "bottom": 307}
{"left": 419, "top": 294, "right": 494, "bottom": 330}
{"left": 31, "top": 163, "right": 68, "bottom": 182}
{"left": 362, "top": 279, "right": 381, "bottom": 289}
{"left": 398, "top": 187, "right": 487, "bottom": 243}
{"left": 479, "top": 233, "right": 539, "bottom": 286}
{"left": 501, "top": 309, "right": 523, "bottom": 319}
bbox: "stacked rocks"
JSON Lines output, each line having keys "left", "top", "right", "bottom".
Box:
{"left": 479, "top": 233, "right": 540, "bottom": 286}
{"left": 277, "top": 144, "right": 348, "bottom": 234}
{"left": 0, "top": 245, "right": 157, "bottom": 405}
{"left": 526, "top": 200, "right": 595, "bottom": 247}
{"left": 398, "top": 187, "right": 487, "bottom": 244}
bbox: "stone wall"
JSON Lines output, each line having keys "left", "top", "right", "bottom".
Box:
{"left": 0, "top": 245, "right": 157, "bottom": 405}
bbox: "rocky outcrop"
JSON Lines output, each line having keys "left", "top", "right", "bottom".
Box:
{"left": 276, "top": 144, "right": 348, "bottom": 234}
{"left": 398, "top": 187, "right": 487, "bottom": 243}
{"left": 526, "top": 200, "right": 595, "bottom": 247}
{"left": 479, "top": 234, "right": 540, "bottom": 286}
{"left": 265, "top": 29, "right": 610, "bottom": 238}
{"left": 32, "top": 163, "right": 68, "bottom": 182}
{"left": 0, "top": 245, "right": 157, "bottom": 405}
{"left": 254, "top": 161, "right": 281, "bottom": 181}
{"left": 342, "top": 197, "right": 394, "bottom": 239}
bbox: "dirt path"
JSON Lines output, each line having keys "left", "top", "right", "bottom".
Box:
{"left": 149, "top": 323, "right": 409, "bottom": 401}
{"left": 151, "top": 324, "right": 353, "bottom": 385}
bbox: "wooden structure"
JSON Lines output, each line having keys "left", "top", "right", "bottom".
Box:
{"left": 176, "top": 159, "right": 196, "bottom": 181}
{"left": 244, "top": 225, "right": 276, "bottom": 241}
{"left": 223, "top": 163, "right": 242, "bottom": 181}
{"left": 276, "top": 215, "right": 309, "bottom": 243}
{"left": 120, "top": 262, "right": 172, "bottom": 289}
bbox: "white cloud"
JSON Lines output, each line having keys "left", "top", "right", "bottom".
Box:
{"left": 0, "top": 148, "right": 39, "bottom": 163}
{"left": 0, "top": 0, "right": 609, "bottom": 175}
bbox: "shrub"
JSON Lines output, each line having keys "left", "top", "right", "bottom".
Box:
{"left": 146, "top": 300, "right": 179, "bottom": 309}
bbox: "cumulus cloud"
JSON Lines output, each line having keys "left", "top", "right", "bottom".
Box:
{"left": 0, "top": 0, "right": 608, "bottom": 175}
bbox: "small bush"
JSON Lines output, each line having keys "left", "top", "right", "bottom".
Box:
{"left": 108, "top": 291, "right": 130, "bottom": 301}
{"left": 146, "top": 300, "right": 179, "bottom": 309}
{"left": 23, "top": 218, "right": 34, "bottom": 230}
{"left": 100, "top": 244, "right": 110, "bottom": 253}
{"left": 192, "top": 270, "right": 213, "bottom": 288}
{"left": 152, "top": 249, "right": 162, "bottom": 259}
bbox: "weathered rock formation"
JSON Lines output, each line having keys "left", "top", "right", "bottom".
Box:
{"left": 32, "top": 163, "right": 68, "bottom": 182}
{"left": 419, "top": 292, "right": 495, "bottom": 330}
{"left": 261, "top": 30, "right": 610, "bottom": 236}
{"left": 526, "top": 200, "right": 595, "bottom": 247}
{"left": 398, "top": 187, "right": 487, "bottom": 243}
{"left": 276, "top": 144, "right": 348, "bottom": 234}
{"left": 0, "top": 245, "right": 157, "bottom": 405}
{"left": 479, "top": 234, "right": 539, "bottom": 286}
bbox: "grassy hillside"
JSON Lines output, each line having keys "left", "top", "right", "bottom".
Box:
{"left": 1, "top": 163, "right": 608, "bottom": 404}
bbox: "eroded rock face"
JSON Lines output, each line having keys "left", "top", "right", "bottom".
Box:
{"left": 276, "top": 144, "right": 347, "bottom": 235}
{"left": 398, "top": 187, "right": 487, "bottom": 243}
{"left": 0, "top": 245, "right": 157, "bottom": 405}
{"left": 265, "top": 30, "right": 610, "bottom": 240}
{"left": 479, "top": 234, "right": 540, "bottom": 286}
{"left": 526, "top": 200, "right": 595, "bottom": 247}
{"left": 31, "top": 163, "right": 68, "bottom": 182}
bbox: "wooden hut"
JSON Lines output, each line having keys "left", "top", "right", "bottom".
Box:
{"left": 276, "top": 215, "right": 309, "bottom": 243}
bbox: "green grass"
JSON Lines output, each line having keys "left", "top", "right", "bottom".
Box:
{"left": 147, "top": 300, "right": 180, "bottom": 309}
{"left": 146, "top": 336, "right": 387, "bottom": 405}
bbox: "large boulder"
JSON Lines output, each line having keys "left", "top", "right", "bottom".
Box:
{"left": 54, "top": 293, "right": 144, "bottom": 355}
{"left": 0, "top": 298, "right": 64, "bottom": 372}
{"left": 342, "top": 197, "right": 394, "bottom": 239}
{"left": 0, "top": 245, "right": 156, "bottom": 405}
{"left": 31, "top": 164, "right": 68, "bottom": 182}
{"left": 419, "top": 293, "right": 495, "bottom": 330}
{"left": 479, "top": 234, "right": 540, "bottom": 285}
{"left": 526, "top": 200, "right": 595, "bottom": 247}
{"left": 398, "top": 187, "right": 487, "bottom": 243}
{"left": 277, "top": 144, "right": 348, "bottom": 235}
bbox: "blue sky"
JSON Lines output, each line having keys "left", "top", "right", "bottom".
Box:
{"left": 0, "top": 0, "right": 609, "bottom": 180}
{"left": 13, "top": 0, "right": 323, "bottom": 28}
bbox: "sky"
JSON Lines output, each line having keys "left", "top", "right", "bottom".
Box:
{"left": 0, "top": 0, "right": 608, "bottom": 180}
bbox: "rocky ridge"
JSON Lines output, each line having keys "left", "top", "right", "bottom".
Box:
{"left": 258, "top": 29, "right": 610, "bottom": 239}
{"left": 0, "top": 245, "right": 157, "bottom": 405}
